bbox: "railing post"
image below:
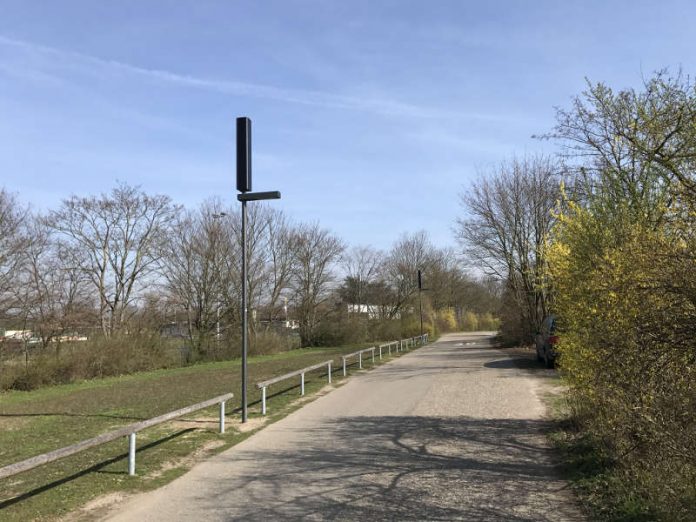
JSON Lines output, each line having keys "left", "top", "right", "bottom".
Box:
{"left": 301, "top": 372, "right": 305, "bottom": 395}
{"left": 388, "top": 343, "right": 392, "bottom": 356}
{"left": 219, "top": 401, "right": 226, "bottom": 434}
{"left": 262, "top": 386, "right": 267, "bottom": 415}
{"left": 379, "top": 346, "right": 382, "bottom": 359}
{"left": 128, "top": 433, "right": 136, "bottom": 476}
{"left": 327, "top": 361, "right": 332, "bottom": 384}
{"left": 343, "top": 357, "right": 346, "bottom": 376}
{"left": 358, "top": 352, "right": 362, "bottom": 369}
{"left": 371, "top": 347, "right": 375, "bottom": 363}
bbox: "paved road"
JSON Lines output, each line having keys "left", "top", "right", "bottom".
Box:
{"left": 105, "top": 332, "right": 583, "bottom": 521}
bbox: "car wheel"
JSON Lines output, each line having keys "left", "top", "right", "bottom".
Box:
{"left": 544, "top": 349, "right": 555, "bottom": 369}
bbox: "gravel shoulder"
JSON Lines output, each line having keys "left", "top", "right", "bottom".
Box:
{"left": 103, "top": 332, "right": 584, "bottom": 521}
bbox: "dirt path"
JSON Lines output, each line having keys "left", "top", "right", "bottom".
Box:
{"left": 103, "top": 332, "right": 583, "bottom": 521}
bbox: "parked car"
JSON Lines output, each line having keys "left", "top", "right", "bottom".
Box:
{"left": 535, "top": 315, "right": 559, "bottom": 368}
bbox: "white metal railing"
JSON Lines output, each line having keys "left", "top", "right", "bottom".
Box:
{"left": 377, "top": 341, "right": 400, "bottom": 359}
{"left": 0, "top": 392, "right": 234, "bottom": 479}
{"left": 256, "top": 359, "right": 333, "bottom": 415}
{"left": 340, "top": 346, "right": 377, "bottom": 376}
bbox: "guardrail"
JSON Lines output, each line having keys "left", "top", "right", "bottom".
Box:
{"left": 0, "top": 392, "right": 234, "bottom": 479}
{"left": 340, "top": 346, "right": 377, "bottom": 376}
{"left": 256, "top": 359, "right": 333, "bottom": 415}
{"left": 377, "top": 341, "right": 400, "bottom": 359}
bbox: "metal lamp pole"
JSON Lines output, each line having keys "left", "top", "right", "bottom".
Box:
{"left": 241, "top": 197, "right": 248, "bottom": 422}
{"left": 236, "top": 117, "right": 280, "bottom": 423}
{"left": 418, "top": 269, "right": 424, "bottom": 337}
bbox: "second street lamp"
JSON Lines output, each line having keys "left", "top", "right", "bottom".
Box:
{"left": 418, "top": 269, "right": 424, "bottom": 337}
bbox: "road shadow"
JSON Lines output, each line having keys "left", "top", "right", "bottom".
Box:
{"left": 484, "top": 352, "right": 559, "bottom": 379}
{"left": 194, "top": 416, "right": 583, "bottom": 521}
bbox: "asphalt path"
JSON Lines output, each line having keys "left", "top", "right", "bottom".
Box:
{"left": 104, "top": 332, "right": 584, "bottom": 521}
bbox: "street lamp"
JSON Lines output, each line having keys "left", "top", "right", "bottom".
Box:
{"left": 236, "top": 117, "right": 281, "bottom": 423}
{"left": 212, "top": 213, "right": 228, "bottom": 349}
{"left": 417, "top": 269, "right": 424, "bottom": 337}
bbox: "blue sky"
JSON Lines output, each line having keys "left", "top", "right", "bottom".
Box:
{"left": 1, "top": 1, "right": 695, "bottom": 250}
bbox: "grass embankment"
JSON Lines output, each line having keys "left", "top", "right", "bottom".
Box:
{"left": 0, "top": 342, "right": 402, "bottom": 521}
{"left": 532, "top": 359, "right": 659, "bottom": 521}
{"left": 546, "top": 395, "right": 660, "bottom": 522}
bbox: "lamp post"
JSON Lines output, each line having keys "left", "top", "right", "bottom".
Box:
{"left": 212, "top": 212, "right": 227, "bottom": 349}
{"left": 236, "top": 117, "right": 281, "bottom": 423}
{"left": 417, "top": 269, "right": 424, "bottom": 337}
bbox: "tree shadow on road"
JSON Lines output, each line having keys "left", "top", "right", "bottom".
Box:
{"left": 199, "top": 416, "right": 584, "bottom": 521}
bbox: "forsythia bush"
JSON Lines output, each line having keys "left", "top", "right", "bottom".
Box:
{"left": 549, "top": 198, "right": 696, "bottom": 520}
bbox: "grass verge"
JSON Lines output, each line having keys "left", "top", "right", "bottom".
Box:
{"left": 543, "top": 381, "right": 658, "bottom": 521}
{"left": 0, "top": 342, "right": 415, "bottom": 521}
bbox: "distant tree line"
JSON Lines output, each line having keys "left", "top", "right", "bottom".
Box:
{"left": 0, "top": 183, "right": 499, "bottom": 388}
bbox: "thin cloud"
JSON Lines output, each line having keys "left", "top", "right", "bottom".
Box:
{"left": 0, "top": 34, "right": 479, "bottom": 120}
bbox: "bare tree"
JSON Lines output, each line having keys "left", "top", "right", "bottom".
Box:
{"left": 341, "top": 245, "right": 383, "bottom": 306}
{"left": 224, "top": 203, "right": 275, "bottom": 338}
{"left": 48, "top": 183, "right": 179, "bottom": 336}
{"left": 159, "top": 200, "right": 232, "bottom": 354}
{"left": 455, "top": 155, "right": 561, "bottom": 341}
{"left": 289, "top": 223, "right": 344, "bottom": 346}
{"left": 547, "top": 71, "right": 696, "bottom": 201}
{"left": 0, "top": 189, "right": 28, "bottom": 319}
{"left": 16, "top": 216, "right": 91, "bottom": 348}
{"left": 381, "top": 231, "right": 434, "bottom": 318}
{"left": 261, "top": 208, "right": 295, "bottom": 325}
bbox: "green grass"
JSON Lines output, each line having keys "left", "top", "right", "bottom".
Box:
{"left": 0, "top": 341, "right": 411, "bottom": 521}
{"left": 543, "top": 389, "right": 658, "bottom": 521}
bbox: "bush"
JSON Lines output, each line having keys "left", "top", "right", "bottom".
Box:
{"left": 460, "top": 311, "right": 479, "bottom": 331}
{"left": 436, "top": 308, "right": 457, "bottom": 332}
{"left": 0, "top": 333, "right": 179, "bottom": 391}
{"left": 249, "top": 330, "right": 300, "bottom": 356}
{"left": 549, "top": 201, "right": 696, "bottom": 521}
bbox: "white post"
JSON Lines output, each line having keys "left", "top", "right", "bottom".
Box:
{"left": 343, "top": 358, "right": 346, "bottom": 376}
{"left": 328, "top": 362, "right": 332, "bottom": 384}
{"left": 301, "top": 372, "right": 305, "bottom": 395}
{"left": 388, "top": 343, "right": 392, "bottom": 356}
{"left": 262, "top": 386, "right": 267, "bottom": 415}
{"left": 219, "top": 401, "right": 226, "bottom": 434}
{"left": 379, "top": 346, "right": 382, "bottom": 359}
{"left": 358, "top": 352, "right": 362, "bottom": 369}
{"left": 371, "top": 348, "right": 375, "bottom": 363}
{"left": 128, "top": 433, "right": 136, "bottom": 476}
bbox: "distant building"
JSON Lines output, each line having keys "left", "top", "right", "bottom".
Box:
{"left": 3, "top": 330, "right": 33, "bottom": 340}
{"left": 259, "top": 319, "right": 299, "bottom": 330}
{"left": 346, "top": 304, "right": 400, "bottom": 320}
